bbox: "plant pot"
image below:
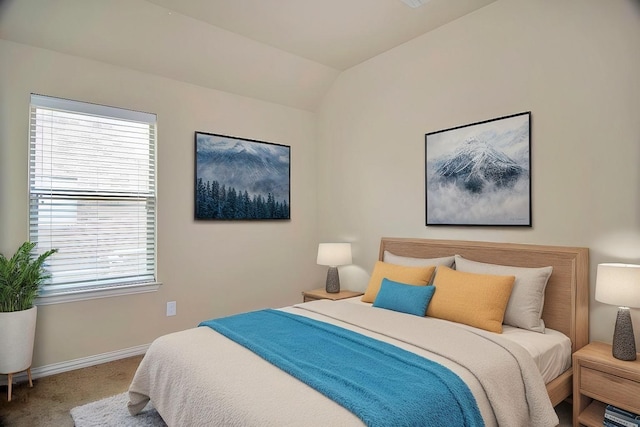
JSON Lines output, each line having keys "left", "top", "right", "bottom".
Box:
{"left": 0, "top": 306, "right": 37, "bottom": 374}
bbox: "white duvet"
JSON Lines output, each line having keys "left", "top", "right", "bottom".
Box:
{"left": 128, "top": 300, "right": 559, "bottom": 426}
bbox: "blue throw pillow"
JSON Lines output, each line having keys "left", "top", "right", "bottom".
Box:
{"left": 372, "top": 278, "right": 436, "bottom": 316}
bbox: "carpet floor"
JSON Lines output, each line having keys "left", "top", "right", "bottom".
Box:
{"left": 0, "top": 355, "right": 143, "bottom": 427}
{"left": 0, "top": 353, "right": 573, "bottom": 426}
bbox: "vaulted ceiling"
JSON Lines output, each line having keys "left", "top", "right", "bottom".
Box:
{"left": 0, "top": 0, "right": 496, "bottom": 111}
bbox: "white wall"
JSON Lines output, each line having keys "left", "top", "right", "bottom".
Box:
{"left": 2, "top": 0, "right": 640, "bottom": 369}
{"left": 0, "top": 40, "right": 321, "bottom": 367}
{"left": 317, "top": 0, "right": 640, "bottom": 344}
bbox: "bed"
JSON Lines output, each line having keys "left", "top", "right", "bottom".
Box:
{"left": 128, "top": 238, "right": 589, "bottom": 426}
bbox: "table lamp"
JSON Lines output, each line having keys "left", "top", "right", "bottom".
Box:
{"left": 317, "top": 243, "right": 352, "bottom": 293}
{"left": 595, "top": 263, "right": 640, "bottom": 361}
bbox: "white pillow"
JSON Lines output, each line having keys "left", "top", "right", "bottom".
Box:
{"left": 383, "top": 251, "right": 455, "bottom": 268}
{"left": 453, "top": 255, "right": 553, "bottom": 333}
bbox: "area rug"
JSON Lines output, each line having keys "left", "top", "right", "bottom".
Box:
{"left": 70, "top": 392, "right": 166, "bottom": 427}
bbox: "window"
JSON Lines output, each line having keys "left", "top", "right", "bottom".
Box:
{"left": 29, "top": 94, "right": 158, "bottom": 303}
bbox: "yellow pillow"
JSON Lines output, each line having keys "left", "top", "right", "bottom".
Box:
{"left": 361, "top": 261, "right": 436, "bottom": 303}
{"left": 426, "top": 266, "right": 515, "bottom": 333}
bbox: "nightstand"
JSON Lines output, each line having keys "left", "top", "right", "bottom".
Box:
{"left": 302, "top": 288, "right": 363, "bottom": 302}
{"left": 573, "top": 341, "right": 640, "bottom": 427}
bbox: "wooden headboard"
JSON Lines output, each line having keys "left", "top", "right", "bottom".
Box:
{"left": 379, "top": 238, "right": 589, "bottom": 405}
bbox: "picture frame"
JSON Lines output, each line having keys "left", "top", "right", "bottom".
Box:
{"left": 425, "top": 112, "right": 531, "bottom": 226}
{"left": 195, "top": 132, "right": 290, "bottom": 220}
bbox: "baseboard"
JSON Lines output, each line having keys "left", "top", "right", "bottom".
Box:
{"left": 0, "top": 343, "right": 149, "bottom": 386}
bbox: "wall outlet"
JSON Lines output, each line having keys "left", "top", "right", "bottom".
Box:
{"left": 166, "top": 301, "right": 177, "bottom": 316}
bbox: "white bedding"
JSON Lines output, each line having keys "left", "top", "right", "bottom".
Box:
{"left": 342, "top": 296, "right": 572, "bottom": 384}
{"left": 501, "top": 324, "right": 571, "bottom": 383}
{"left": 128, "top": 299, "right": 559, "bottom": 426}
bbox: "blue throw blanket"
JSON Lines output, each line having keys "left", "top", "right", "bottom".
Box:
{"left": 199, "top": 309, "right": 484, "bottom": 427}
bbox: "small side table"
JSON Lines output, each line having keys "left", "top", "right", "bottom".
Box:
{"left": 573, "top": 341, "right": 640, "bottom": 427}
{"left": 302, "top": 288, "right": 363, "bottom": 303}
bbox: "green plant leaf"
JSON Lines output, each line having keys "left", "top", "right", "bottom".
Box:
{"left": 0, "top": 242, "right": 57, "bottom": 312}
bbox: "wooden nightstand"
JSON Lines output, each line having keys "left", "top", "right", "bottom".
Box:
{"left": 573, "top": 341, "right": 640, "bottom": 427}
{"left": 302, "top": 288, "right": 363, "bottom": 303}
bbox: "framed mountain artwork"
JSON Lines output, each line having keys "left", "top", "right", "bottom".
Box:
{"left": 425, "top": 112, "right": 531, "bottom": 226}
{"left": 195, "top": 132, "right": 290, "bottom": 220}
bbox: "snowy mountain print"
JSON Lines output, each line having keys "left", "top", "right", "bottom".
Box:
{"left": 426, "top": 113, "right": 530, "bottom": 225}
{"left": 434, "top": 138, "right": 524, "bottom": 193}
{"left": 195, "top": 133, "right": 290, "bottom": 220}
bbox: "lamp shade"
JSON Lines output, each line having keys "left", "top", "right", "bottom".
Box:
{"left": 317, "top": 243, "right": 352, "bottom": 267}
{"left": 596, "top": 263, "right": 640, "bottom": 308}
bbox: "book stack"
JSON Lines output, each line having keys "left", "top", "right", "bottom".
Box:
{"left": 604, "top": 405, "right": 640, "bottom": 427}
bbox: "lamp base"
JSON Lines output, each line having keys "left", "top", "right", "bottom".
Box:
{"left": 325, "top": 267, "right": 340, "bottom": 293}
{"left": 612, "top": 307, "right": 637, "bottom": 361}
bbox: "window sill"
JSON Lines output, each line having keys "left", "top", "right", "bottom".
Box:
{"left": 35, "top": 282, "right": 162, "bottom": 305}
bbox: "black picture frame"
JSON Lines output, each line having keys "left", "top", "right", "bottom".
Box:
{"left": 425, "top": 112, "right": 531, "bottom": 226}
{"left": 195, "top": 132, "right": 290, "bottom": 220}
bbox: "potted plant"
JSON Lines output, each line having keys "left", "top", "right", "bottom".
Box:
{"left": 0, "top": 242, "right": 57, "bottom": 401}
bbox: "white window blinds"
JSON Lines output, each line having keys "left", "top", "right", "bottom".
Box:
{"left": 28, "top": 94, "right": 157, "bottom": 296}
